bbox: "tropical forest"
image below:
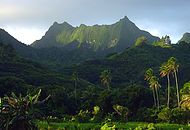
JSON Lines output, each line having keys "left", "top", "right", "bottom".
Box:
{"left": 0, "top": 1, "right": 190, "bottom": 130}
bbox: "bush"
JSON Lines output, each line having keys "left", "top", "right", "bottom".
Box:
{"left": 157, "top": 107, "right": 171, "bottom": 123}
{"left": 170, "top": 108, "right": 190, "bottom": 124}
{"left": 75, "top": 110, "right": 91, "bottom": 123}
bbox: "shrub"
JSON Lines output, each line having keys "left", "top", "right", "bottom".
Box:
{"left": 75, "top": 109, "right": 91, "bottom": 123}
{"left": 157, "top": 107, "right": 171, "bottom": 123}
{"left": 0, "top": 89, "right": 50, "bottom": 130}
{"left": 170, "top": 108, "right": 190, "bottom": 124}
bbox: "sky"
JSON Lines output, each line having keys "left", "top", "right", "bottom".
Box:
{"left": 0, "top": 0, "right": 190, "bottom": 44}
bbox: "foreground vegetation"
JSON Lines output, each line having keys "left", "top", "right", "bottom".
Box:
{"left": 0, "top": 40, "right": 190, "bottom": 129}
{"left": 37, "top": 121, "right": 190, "bottom": 130}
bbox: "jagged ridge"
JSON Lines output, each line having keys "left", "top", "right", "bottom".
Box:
{"left": 31, "top": 16, "right": 159, "bottom": 51}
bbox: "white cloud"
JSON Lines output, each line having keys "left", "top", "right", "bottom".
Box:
{"left": 4, "top": 26, "right": 45, "bottom": 44}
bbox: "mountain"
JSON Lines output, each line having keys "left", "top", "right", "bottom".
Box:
{"left": 32, "top": 22, "right": 75, "bottom": 48}
{"left": 0, "top": 28, "right": 36, "bottom": 58}
{"left": 0, "top": 17, "right": 159, "bottom": 65}
{"left": 31, "top": 16, "right": 159, "bottom": 52}
{"left": 0, "top": 28, "right": 99, "bottom": 65}
{"left": 178, "top": 32, "right": 190, "bottom": 44}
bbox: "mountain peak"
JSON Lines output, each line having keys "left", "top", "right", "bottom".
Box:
{"left": 119, "top": 16, "right": 130, "bottom": 22}
{"left": 53, "top": 21, "right": 58, "bottom": 25}
{"left": 123, "top": 16, "right": 129, "bottom": 20}
{"left": 183, "top": 32, "right": 190, "bottom": 36}
{"left": 32, "top": 17, "right": 158, "bottom": 50}
{"left": 52, "top": 21, "right": 73, "bottom": 28}
{"left": 0, "top": 28, "right": 5, "bottom": 32}
{"left": 178, "top": 32, "right": 190, "bottom": 43}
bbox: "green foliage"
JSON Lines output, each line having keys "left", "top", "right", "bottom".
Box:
{"left": 92, "top": 106, "right": 100, "bottom": 115}
{"left": 157, "top": 107, "right": 171, "bottom": 122}
{"left": 144, "top": 68, "right": 154, "bottom": 81}
{"left": 38, "top": 121, "right": 190, "bottom": 130}
{"left": 100, "top": 69, "right": 112, "bottom": 90}
{"left": 2, "top": 31, "right": 190, "bottom": 126}
{"left": 75, "top": 110, "right": 91, "bottom": 123}
{"left": 90, "top": 106, "right": 102, "bottom": 123}
{"left": 135, "top": 36, "right": 147, "bottom": 46}
{"left": 147, "top": 123, "right": 156, "bottom": 130}
{"left": 101, "top": 123, "right": 115, "bottom": 130}
{"left": 113, "top": 104, "right": 128, "bottom": 121}
{"left": 106, "top": 52, "right": 119, "bottom": 60}
{"left": 170, "top": 108, "right": 190, "bottom": 124}
{"left": 152, "top": 36, "right": 171, "bottom": 48}
{"left": 0, "top": 89, "right": 48, "bottom": 130}
{"left": 131, "top": 123, "right": 156, "bottom": 130}
{"left": 0, "top": 42, "right": 17, "bottom": 62}
{"left": 180, "top": 82, "right": 190, "bottom": 95}
{"left": 137, "top": 107, "right": 159, "bottom": 123}
{"left": 144, "top": 68, "right": 161, "bottom": 109}
{"left": 180, "top": 81, "right": 190, "bottom": 110}
{"left": 67, "top": 44, "right": 190, "bottom": 89}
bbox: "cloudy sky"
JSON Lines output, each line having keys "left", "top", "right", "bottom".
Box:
{"left": 0, "top": 0, "right": 189, "bottom": 44}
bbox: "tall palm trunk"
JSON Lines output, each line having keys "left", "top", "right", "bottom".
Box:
{"left": 174, "top": 70, "right": 180, "bottom": 107}
{"left": 152, "top": 88, "right": 157, "bottom": 107}
{"left": 155, "top": 87, "right": 160, "bottom": 110}
{"left": 74, "top": 81, "right": 77, "bottom": 105}
{"left": 107, "top": 83, "right": 110, "bottom": 91}
{"left": 167, "top": 74, "right": 170, "bottom": 108}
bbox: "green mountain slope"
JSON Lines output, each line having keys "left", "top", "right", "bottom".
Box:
{"left": 0, "top": 28, "right": 37, "bottom": 58}
{"left": 178, "top": 32, "right": 190, "bottom": 43}
{"left": 0, "top": 42, "right": 94, "bottom": 91}
{"left": 32, "top": 22, "right": 75, "bottom": 48}
{"left": 31, "top": 16, "right": 159, "bottom": 52}
{"left": 62, "top": 43, "right": 190, "bottom": 87}
{"left": 0, "top": 28, "right": 100, "bottom": 65}
{"left": 0, "top": 17, "right": 160, "bottom": 66}
{"left": 0, "top": 42, "right": 97, "bottom": 114}
{"left": 0, "top": 42, "right": 154, "bottom": 117}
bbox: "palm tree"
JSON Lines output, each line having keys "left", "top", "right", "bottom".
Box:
{"left": 100, "top": 70, "right": 112, "bottom": 91}
{"left": 72, "top": 72, "right": 79, "bottom": 103}
{"left": 168, "top": 57, "right": 180, "bottom": 107}
{"left": 149, "top": 76, "right": 161, "bottom": 109}
{"left": 160, "top": 62, "right": 171, "bottom": 108}
{"left": 145, "top": 68, "right": 156, "bottom": 107}
{"left": 144, "top": 68, "right": 154, "bottom": 81}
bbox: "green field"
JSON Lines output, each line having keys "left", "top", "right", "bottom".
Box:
{"left": 38, "top": 121, "right": 190, "bottom": 130}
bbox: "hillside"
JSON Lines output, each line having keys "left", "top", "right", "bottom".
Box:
{"left": 0, "top": 17, "right": 160, "bottom": 65}
{"left": 178, "top": 32, "right": 190, "bottom": 43}
{"left": 0, "top": 28, "right": 36, "bottom": 58}
{"left": 32, "top": 16, "right": 159, "bottom": 52}
{"left": 0, "top": 42, "right": 95, "bottom": 114}
{"left": 62, "top": 43, "right": 190, "bottom": 87}
{"left": 1, "top": 27, "right": 190, "bottom": 123}
{"left": 0, "top": 28, "right": 101, "bottom": 65}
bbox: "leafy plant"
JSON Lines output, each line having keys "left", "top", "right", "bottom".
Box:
{"left": 0, "top": 89, "right": 50, "bottom": 130}
{"left": 180, "top": 81, "right": 190, "bottom": 110}
{"left": 90, "top": 106, "right": 102, "bottom": 122}
{"left": 75, "top": 109, "right": 91, "bottom": 123}
{"left": 101, "top": 123, "right": 115, "bottom": 130}
{"left": 113, "top": 104, "right": 129, "bottom": 122}
{"left": 157, "top": 107, "right": 171, "bottom": 123}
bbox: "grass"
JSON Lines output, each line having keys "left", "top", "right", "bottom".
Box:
{"left": 37, "top": 121, "right": 190, "bottom": 130}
